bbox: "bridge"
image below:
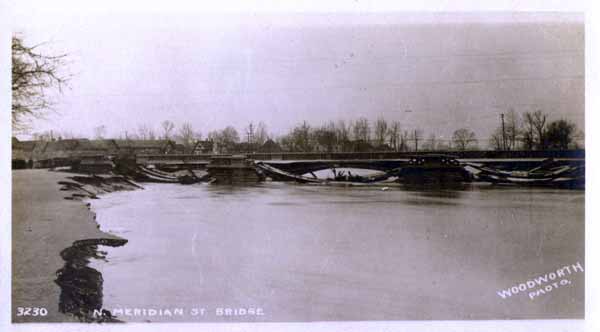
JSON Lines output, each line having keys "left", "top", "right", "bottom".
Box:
{"left": 71, "top": 150, "right": 585, "bottom": 183}
{"left": 134, "top": 150, "right": 585, "bottom": 174}
{"left": 135, "top": 154, "right": 211, "bottom": 170}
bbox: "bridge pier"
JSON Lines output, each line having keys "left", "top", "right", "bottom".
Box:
{"left": 206, "top": 155, "right": 264, "bottom": 184}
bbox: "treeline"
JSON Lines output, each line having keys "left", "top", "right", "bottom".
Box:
{"left": 29, "top": 110, "right": 582, "bottom": 153}
{"left": 272, "top": 110, "right": 582, "bottom": 153}
{"left": 489, "top": 110, "right": 583, "bottom": 151}
{"left": 32, "top": 120, "right": 205, "bottom": 149}
{"left": 278, "top": 118, "right": 426, "bottom": 152}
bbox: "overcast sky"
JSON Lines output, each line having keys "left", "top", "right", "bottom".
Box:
{"left": 12, "top": 8, "right": 584, "bottom": 142}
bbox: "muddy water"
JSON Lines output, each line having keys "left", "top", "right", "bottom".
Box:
{"left": 89, "top": 182, "right": 584, "bottom": 322}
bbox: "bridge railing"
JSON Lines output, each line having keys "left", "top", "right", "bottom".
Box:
{"left": 81, "top": 150, "right": 585, "bottom": 163}
{"left": 136, "top": 154, "right": 215, "bottom": 162}
{"left": 248, "top": 149, "right": 585, "bottom": 161}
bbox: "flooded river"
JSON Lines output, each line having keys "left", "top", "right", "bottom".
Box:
{"left": 90, "top": 182, "right": 584, "bottom": 322}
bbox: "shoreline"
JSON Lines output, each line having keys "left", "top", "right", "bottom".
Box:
{"left": 12, "top": 169, "right": 141, "bottom": 323}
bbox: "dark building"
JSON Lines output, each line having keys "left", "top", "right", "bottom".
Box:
{"left": 258, "top": 139, "right": 283, "bottom": 153}
{"left": 12, "top": 137, "right": 37, "bottom": 169}
{"left": 112, "top": 139, "right": 180, "bottom": 155}
{"left": 189, "top": 140, "right": 215, "bottom": 154}
{"left": 12, "top": 137, "right": 185, "bottom": 169}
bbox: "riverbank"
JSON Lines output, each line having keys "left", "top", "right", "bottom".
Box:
{"left": 12, "top": 169, "right": 140, "bottom": 323}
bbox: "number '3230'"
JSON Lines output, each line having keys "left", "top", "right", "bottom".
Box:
{"left": 16, "top": 307, "right": 48, "bottom": 316}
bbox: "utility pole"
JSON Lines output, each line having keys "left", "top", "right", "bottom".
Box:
{"left": 414, "top": 129, "right": 419, "bottom": 152}
{"left": 245, "top": 123, "right": 254, "bottom": 154}
{"left": 246, "top": 131, "right": 251, "bottom": 153}
{"left": 500, "top": 113, "right": 506, "bottom": 150}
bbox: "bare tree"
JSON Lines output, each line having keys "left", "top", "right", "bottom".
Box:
{"left": 277, "top": 135, "right": 293, "bottom": 152}
{"left": 137, "top": 124, "right": 153, "bottom": 140}
{"left": 210, "top": 126, "right": 240, "bottom": 152}
{"left": 33, "top": 130, "right": 78, "bottom": 141}
{"left": 422, "top": 133, "right": 438, "bottom": 151}
{"left": 244, "top": 122, "right": 267, "bottom": 151}
{"left": 277, "top": 121, "right": 312, "bottom": 152}
{"left": 374, "top": 118, "right": 389, "bottom": 148}
{"left": 409, "top": 129, "right": 423, "bottom": 151}
{"left": 504, "top": 109, "right": 520, "bottom": 150}
{"left": 490, "top": 127, "right": 505, "bottom": 150}
{"left": 161, "top": 120, "right": 175, "bottom": 140}
{"left": 436, "top": 139, "right": 451, "bottom": 151}
{"left": 335, "top": 120, "right": 351, "bottom": 151}
{"left": 32, "top": 130, "right": 56, "bottom": 141}
{"left": 12, "top": 35, "right": 70, "bottom": 132}
{"left": 400, "top": 130, "right": 411, "bottom": 152}
{"left": 147, "top": 128, "right": 157, "bottom": 140}
{"left": 532, "top": 111, "right": 548, "bottom": 150}
{"left": 58, "top": 130, "right": 76, "bottom": 139}
{"left": 491, "top": 109, "right": 521, "bottom": 150}
{"left": 289, "top": 121, "right": 312, "bottom": 152}
{"left": 93, "top": 125, "right": 107, "bottom": 139}
{"left": 522, "top": 114, "right": 535, "bottom": 150}
{"left": 223, "top": 126, "right": 240, "bottom": 145}
{"left": 452, "top": 128, "right": 477, "bottom": 150}
{"left": 352, "top": 117, "right": 370, "bottom": 142}
{"left": 178, "top": 122, "right": 199, "bottom": 147}
{"left": 523, "top": 110, "right": 548, "bottom": 150}
{"left": 387, "top": 121, "right": 401, "bottom": 151}
{"left": 119, "top": 130, "right": 139, "bottom": 140}
{"left": 207, "top": 130, "right": 219, "bottom": 144}
{"left": 245, "top": 122, "right": 256, "bottom": 144}
{"left": 375, "top": 118, "right": 388, "bottom": 147}
{"left": 245, "top": 121, "right": 269, "bottom": 147}
{"left": 313, "top": 122, "right": 337, "bottom": 152}
{"left": 254, "top": 122, "right": 269, "bottom": 146}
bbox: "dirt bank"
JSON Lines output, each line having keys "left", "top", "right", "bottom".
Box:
{"left": 12, "top": 169, "right": 141, "bottom": 323}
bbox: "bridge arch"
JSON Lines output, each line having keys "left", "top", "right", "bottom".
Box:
{"left": 261, "top": 160, "right": 405, "bottom": 175}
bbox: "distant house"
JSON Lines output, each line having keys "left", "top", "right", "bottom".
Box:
{"left": 349, "top": 140, "right": 375, "bottom": 153}
{"left": 222, "top": 140, "right": 283, "bottom": 154}
{"left": 28, "top": 139, "right": 114, "bottom": 159}
{"left": 12, "top": 137, "right": 190, "bottom": 169}
{"left": 112, "top": 139, "right": 179, "bottom": 155}
{"left": 29, "top": 139, "right": 89, "bottom": 167}
{"left": 82, "top": 140, "right": 120, "bottom": 156}
{"left": 258, "top": 139, "right": 282, "bottom": 153}
{"left": 12, "top": 137, "right": 37, "bottom": 168}
{"left": 232, "top": 142, "right": 256, "bottom": 153}
{"left": 173, "top": 143, "right": 186, "bottom": 154}
{"left": 189, "top": 140, "right": 215, "bottom": 154}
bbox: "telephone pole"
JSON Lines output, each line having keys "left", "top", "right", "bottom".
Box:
{"left": 245, "top": 122, "right": 255, "bottom": 153}
{"left": 414, "top": 129, "right": 419, "bottom": 152}
{"left": 500, "top": 113, "right": 506, "bottom": 150}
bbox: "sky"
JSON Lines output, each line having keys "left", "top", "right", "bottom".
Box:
{"left": 11, "top": 7, "right": 584, "bottom": 143}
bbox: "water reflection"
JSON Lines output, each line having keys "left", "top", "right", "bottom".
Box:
{"left": 204, "top": 183, "right": 273, "bottom": 196}
{"left": 402, "top": 185, "right": 467, "bottom": 198}
{"left": 55, "top": 239, "right": 126, "bottom": 322}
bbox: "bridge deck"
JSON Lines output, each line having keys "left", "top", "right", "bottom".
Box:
{"left": 260, "top": 157, "right": 584, "bottom": 164}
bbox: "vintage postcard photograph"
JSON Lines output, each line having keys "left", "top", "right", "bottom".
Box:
{"left": 3, "top": 2, "right": 591, "bottom": 331}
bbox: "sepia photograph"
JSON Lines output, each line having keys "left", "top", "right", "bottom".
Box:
{"left": 2, "top": 1, "right": 594, "bottom": 331}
